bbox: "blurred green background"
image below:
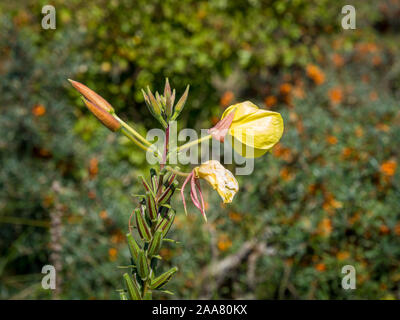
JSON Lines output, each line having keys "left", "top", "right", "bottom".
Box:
{"left": 1, "top": 0, "right": 400, "bottom": 299}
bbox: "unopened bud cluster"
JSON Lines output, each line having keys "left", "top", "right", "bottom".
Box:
{"left": 142, "top": 78, "right": 189, "bottom": 128}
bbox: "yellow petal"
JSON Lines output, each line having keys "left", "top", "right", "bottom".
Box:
{"left": 221, "top": 101, "right": 258, "bottom": 122}
{"left": 221, "top": 101, "right": 284, "bottom": 158}
{"left": 228, "top": 136, "right": 269, "bottom": 158}
{"left": 229, "top": 110, "right": 284, "bottom": 150}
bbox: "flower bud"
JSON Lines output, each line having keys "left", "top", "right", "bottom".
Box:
{"left": 148, "top": 230, "right": 163, "bottom": 258}
{"left": 146, "top": 87, "right": 162, "bottom": 115}
{"left": 81, "top": 98, "right": 121, "bottom": 132}
{"left": 164, "top": 78, "right": 173, "bottom": 116}
{"left": 123, "top": 273, "right": 142, "bottom": 300}
{"left": 68, "top": 79, "right": 114, "bottom": 113}
{"left": 126, "top": 232, "right": 141, "bottom": 263}
{"left": 142, "top": 88, "right": 167, "bottom": 128}
{"left": 137, "top": 250, "right": 150, "bottom": 280}
{"left": 146, "top": 191, "right": 158, "bottom": 222}
{"left": 155, "top": 209, "right": 175, "bottom": 237}
{"left": 150, "top": 168, "right": 158, "bottom": 191}
{"left": 139, "top": 176, "right": 153, "bottom": 194}
{"left": 163, "top": 171, "right": 177, "bottom": 188}
{"left": 142, "top": 89, "right": 155, "bottom": 116}
{"left": 135, "top": 207, "right": 151, "bottom": 242}
{"left": 171, "top": 85, "right": 189, "bottom": 120}
{"left": 157, "top": 180, "right": 178, "bottom": 204}
{"left": 149, "top": 267, "right": 178, "bottom": 290}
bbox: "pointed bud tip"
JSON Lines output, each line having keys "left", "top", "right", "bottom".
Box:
{"left": 69, "top": 79, "right": 114, "bottom": 113}
{"left": 165, "top": 78, "right": 171, "bottom": 88}
{"left": 82, "top": 97, "right": 121, "bottom": 132}
{"left": 68, "top": 79, "right": 78, "bottom": 88}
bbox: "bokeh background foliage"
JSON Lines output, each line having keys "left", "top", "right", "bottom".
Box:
{"left": 1, "top": 0, "right": 400, "bottom": 299}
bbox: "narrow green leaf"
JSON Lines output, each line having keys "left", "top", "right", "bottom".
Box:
{"left": 119, "top": 291, "right": 128, "bottom": 300}
{"left": 160, "top": 290, "right": 174, "bottom": 295}
{"left": 163, "top": 238, "right": 180, "bottom": 244}
{"left": 159, "top": 203, "right": 172, "bottom": 209}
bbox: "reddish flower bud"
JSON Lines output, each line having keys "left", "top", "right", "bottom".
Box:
{"left": 68, "top": 79, "right": 114, "bottom": 113}
{"left": 82, "top": 98, "right": 121, "bottom": 132}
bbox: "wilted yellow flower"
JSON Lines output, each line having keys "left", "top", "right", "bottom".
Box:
{"left": 219, "top": 101, "right": 284, "bottom": 158}
{"left": 194, "top": 160, "right": 238, "bottom": 204}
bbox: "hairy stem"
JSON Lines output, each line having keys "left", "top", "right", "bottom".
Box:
{"left": 168, "top": 134, "right": 212, "bottom": 159}
{"left": 160, "top": 125, "right": 170, "bottom": 170}
{"left": 115, "top": 115, "right": 152, "bottom": 147}
{"left": 165, "top": 166, "right": 191, "bottom": 177}
{"left": 121, "top": 128, "right": 160, "bottom": 157}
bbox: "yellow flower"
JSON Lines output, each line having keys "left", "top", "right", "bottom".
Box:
{"left": 194, "top": 160, "right": 239, "bottom": 203}
{"left": 220, "top": 101, "right": 284, "bottom": 158}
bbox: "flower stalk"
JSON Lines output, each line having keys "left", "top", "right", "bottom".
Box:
{"left": 68, "top": 78, "right": 284, "bottom": 300}
{"left": 167, "top": 134, "right": 212, "bottom": 160}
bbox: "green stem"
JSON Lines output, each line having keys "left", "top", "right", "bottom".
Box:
{"left": 160, "top": 125, "right": 170, "bottom": 170}
{"left": 115, "top": 115, "right": 152, "bottom": 147}
{"left": 167, "top": 134, "right": 212, "bottom": 159}
{"left": 165, "top": 166, "right": 191, "bottom": 177}
{"left": 121, "top": 128, "right": 159, "bottom": 156}
{"left": 142, "top": 280, "right": 148, "bottom": 297}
